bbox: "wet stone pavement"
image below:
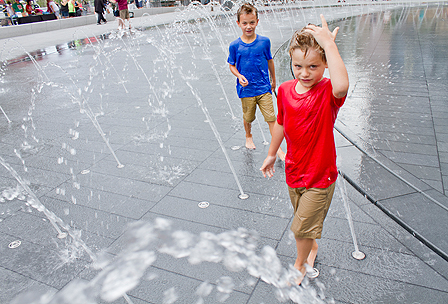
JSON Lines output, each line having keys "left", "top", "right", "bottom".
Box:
{"left": 1, "top": 3, "right": 448, "bottom": 304}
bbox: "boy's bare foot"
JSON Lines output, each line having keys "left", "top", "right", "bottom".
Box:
{"left": 277, "top": 149, "right": 286, "bottom": 161}
{"left": 293, "top": 263, "right": 306, "bottom": 286}
{"left": 246, "top": 136, "right": 256, "bottom": 149}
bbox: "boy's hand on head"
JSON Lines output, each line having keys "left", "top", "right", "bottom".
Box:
{"left": 260, "top": 155, "right": 277, "bottom": 178}
{"left": 239, "top": 75, "right": 249, "bottom": 87}
{"left": 304, "top": 14, "right": 339, "bottom": 49}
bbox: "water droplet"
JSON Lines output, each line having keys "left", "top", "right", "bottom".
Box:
{"left": 163, "top": 287, "right": 178, "bottom": 304}
{"left": 196, "top": 281, "right": 213, "bottom": 298}
{"left": 216, "top": 276, "right": 234, "bottom": 302}
{"left": 147, "top": 273, "right": 158, "bottom": 281}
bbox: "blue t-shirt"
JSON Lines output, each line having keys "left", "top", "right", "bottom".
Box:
{"left": 227, "top": 35, "right": 273, "bottom": 98}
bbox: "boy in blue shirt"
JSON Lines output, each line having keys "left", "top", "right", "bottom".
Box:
{"left": 228, "top": 3, "right": 285, "bottom": 160}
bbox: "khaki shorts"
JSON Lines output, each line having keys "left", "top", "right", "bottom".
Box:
{"left": 288, "top": 182, "right": 336, "bottom": 239}
{"left": 240, "top": 92, "right": 276, "bottom": 124}
{"left": 119, "top": 9, "right": 129, "bottom": 20}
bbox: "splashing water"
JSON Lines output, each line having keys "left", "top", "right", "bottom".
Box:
{"left": 10, "top": 218, "right": 327, "bottom": 304}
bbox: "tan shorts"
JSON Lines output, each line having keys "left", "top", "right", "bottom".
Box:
{"left": 288, "top": 182, "right": 336, "bottom": 239}
{"left": 119, "top": 9, "right": 129, "bottom": 20}
{"left": 240, "top": 92, "right": 276, "bottom": 124}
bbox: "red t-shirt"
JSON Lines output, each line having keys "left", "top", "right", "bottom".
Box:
{"left": 277, "top": 78, "right": 345, "bottom": 189}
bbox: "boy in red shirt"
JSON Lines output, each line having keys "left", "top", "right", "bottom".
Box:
{"left": 260, "top": 14, "right": 349, "bottom": 284}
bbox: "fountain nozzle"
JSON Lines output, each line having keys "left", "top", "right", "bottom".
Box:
{"left": 352, "top": 250, "right": 366, "bottom": 260}
{"left": 57, "top": 232, "right": 68, "bottom": 239}
{"left": 238, "top": 193, "right": 249, "bottom": 200}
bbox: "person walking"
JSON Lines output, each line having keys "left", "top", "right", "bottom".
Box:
{"left": 227, "top": 3, "right": 285, "bottom": 160}
{"left": 94, "top": 0, "right": 107, "bottom": 25}
{"left": 260, "top": 14, "right": 349, "bottom": 285}
{"left": 110, "top": 0, "right": 130, "bottom": 30}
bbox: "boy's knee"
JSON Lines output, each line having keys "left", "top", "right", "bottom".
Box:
{"left": 244, "top": 117, "right": 255, "bottom": 124}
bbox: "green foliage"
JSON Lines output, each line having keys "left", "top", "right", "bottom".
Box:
{"left": 36, "top": 0, "right": 46, "bottom": 8}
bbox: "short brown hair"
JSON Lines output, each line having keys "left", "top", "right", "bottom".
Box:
{"left": 289, "top": 27, "right": 326, "bottom": 63}
{"left": 237, "top": 3, "right": 258, "bottom": 22}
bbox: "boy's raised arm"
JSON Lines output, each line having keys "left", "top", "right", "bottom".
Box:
{"left": 304, "top": 14, "right": 349, "bottom": 99}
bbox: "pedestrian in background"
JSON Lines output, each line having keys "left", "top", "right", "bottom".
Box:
{"left": 68, "top": 0, "right": 76, "bottom": 17}
{"left": 94, "top": 0, "right": 107, "bottom": 25}
{"left": 110, "top": 0, "right": 130, "bottom": 30}
{"left": 47, "top": 0, "right": 60, "bottom": 18}
{"left": 60, "top": 0, "right": 69, "bottom": 18}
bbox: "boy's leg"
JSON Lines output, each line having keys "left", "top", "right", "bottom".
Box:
{"left": 119, "top": 10, "right": 126, "bottom": 29}
{"left": 243, "top": 119, "right": 256, "bottom": 149}
{"left": 267, "top": 121, "right": 285, "bottom": 160}
{"left": 117, "top": 17, "right": 124, "bottom": 29}
{"left": 294, "top": 237, "right": 314, "bottom": 283}
{"left": 258, "top": 93, "right": 285, "bottom": 160}
{"left": 289, "top": 184, "right": 336, "bottom": 284}
{"left": 307, "top": 239, "right": 318, "bottom": 268}
{"left": 241, "top": 96, "right": 257, "bottom": 149}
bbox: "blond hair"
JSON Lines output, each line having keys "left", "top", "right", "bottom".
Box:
{"left": 237, "top": 3, "right": 258, "bottom": 22}
{"left": 289, "top": 27, "right": 326, "bottom": 63}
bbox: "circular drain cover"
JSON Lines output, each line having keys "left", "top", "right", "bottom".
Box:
{"left": 8, "top": 240, "right": 21, "bottom": 249}
{"left": 198, "top": 201, "right": 209, "bottom": 208}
